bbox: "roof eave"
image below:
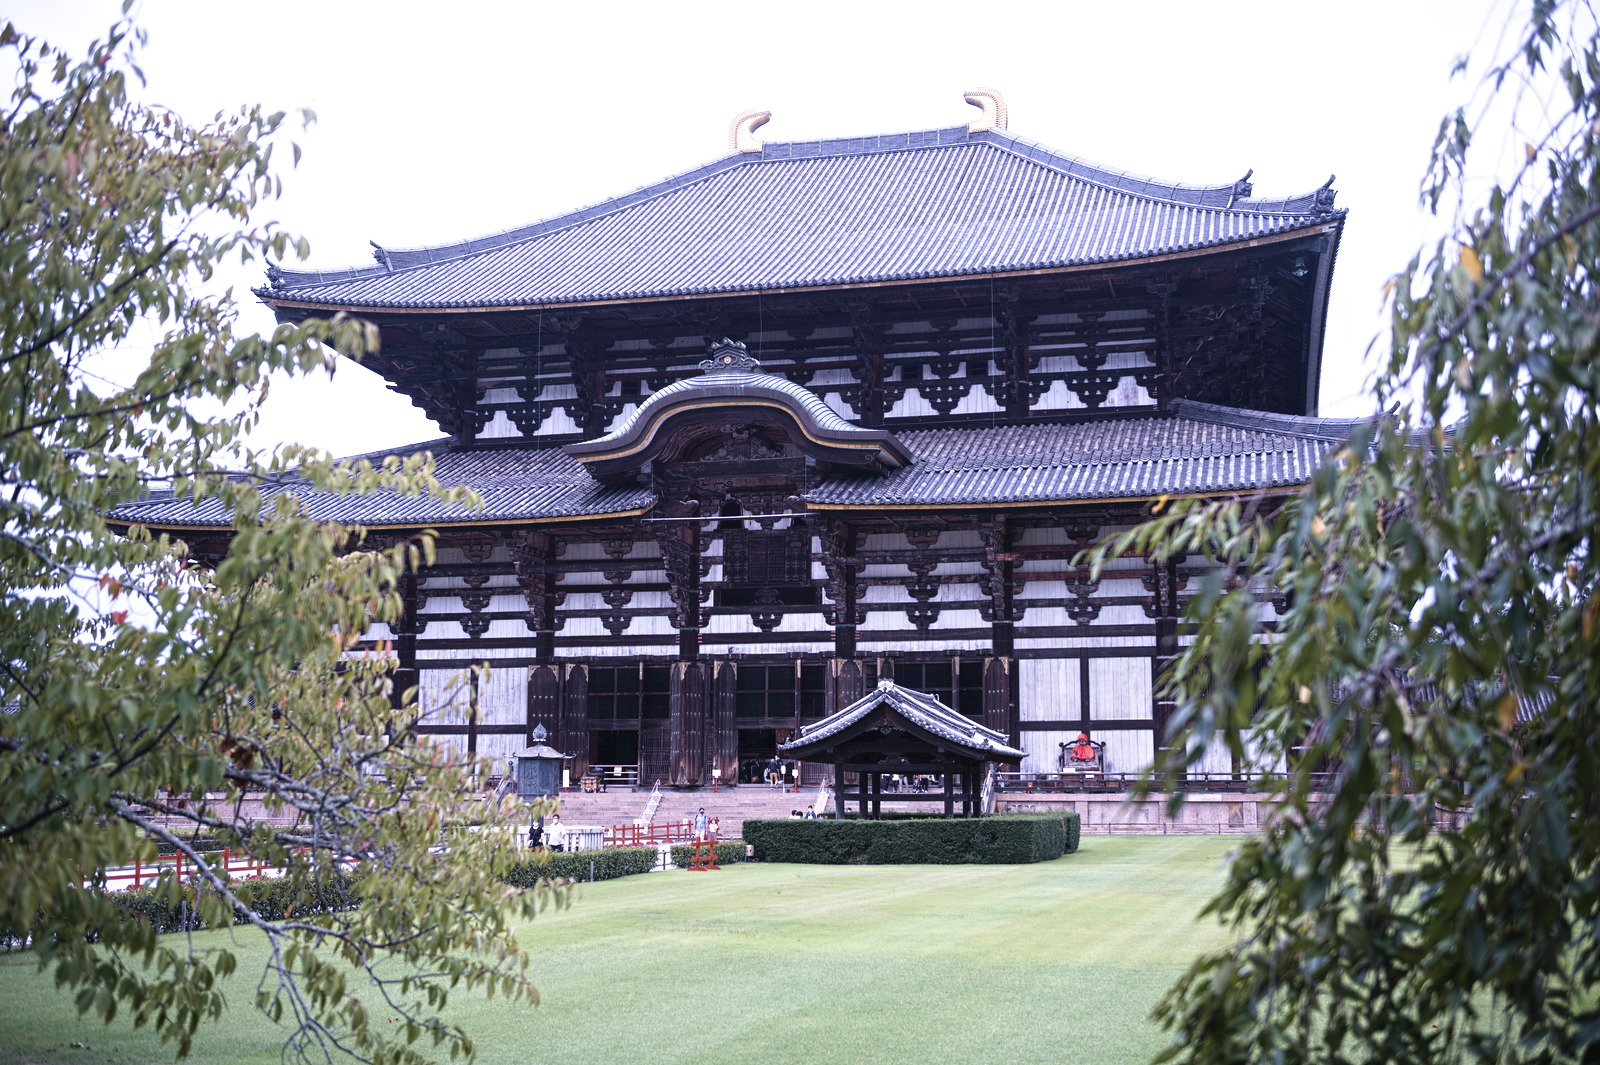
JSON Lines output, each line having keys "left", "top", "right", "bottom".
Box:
{"left": 256, "top": 222, "right": 1346, "bottom": 318}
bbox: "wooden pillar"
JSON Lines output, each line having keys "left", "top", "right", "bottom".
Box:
{"left": 712, "top": 660, "right": 738, "bottom": 787}
{"left": 653, "top": 520, "right": 701, "bottom": 662}
{"left": 942, "top": 764, "right": 955, "bottom": 818}
{"left": 833, "top": 766, "right": 847, "bottom": 820}
{"left": 981, "top": 657, "right": 1013, "bottom": 739}
{"left": 561, "top": 664, "right": 589, "bottom": 780}
{"left": 981, "top": 516, "right": 1021, "bottom": 741}
{"left": 512, "top": 531, "right": 559, "bottom": 664}
{"left": 824, "top": 520, "right": 861, "bottom": 665}
{"left": 460, "top": 347, "right": 483, "bottom": 446}
{"left": 852, "top": 304, "right": 886, "bottom": 428}
{"left": 391, "top": 570, "right": 420, "bottom": 710}
{"left": 1146, "top": 550, "right": 1187, "bottom": 764}
{"left": 668, "top": 661, "right": 706, "bottom": 786}
{"left": 527, "top": 664, "right": 560, "bottom": 746}
{"left": 826, "top": 657, "right": 865, "bottom": 714}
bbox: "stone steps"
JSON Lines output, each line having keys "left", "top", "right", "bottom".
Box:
{"left": 548, "top": 785, "right": 952, "bottom": 839}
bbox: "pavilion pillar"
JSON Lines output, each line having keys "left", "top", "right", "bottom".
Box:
{"left": 942, "top": 764, "right": 955, "bottom": 818}
{"left": 834, "top": 767, "right": 847, "bottom": 820}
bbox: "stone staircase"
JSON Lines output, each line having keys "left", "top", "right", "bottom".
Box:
{"left": 551, "top": 784, "right": 952, "bottom": 839}
{"left": 552, "top": 784, "right": 827, "bottom": 840}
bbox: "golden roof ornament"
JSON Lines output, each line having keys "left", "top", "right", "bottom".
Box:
{"left": 963, "top": 88, "right": 1009, "bottom": 133}
{"left": 730, "top": 109, "right": 771, "bottom": 153}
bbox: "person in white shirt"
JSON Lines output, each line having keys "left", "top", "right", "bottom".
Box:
{"left": 546, "top": 814, "right": 568, "bottom": 852}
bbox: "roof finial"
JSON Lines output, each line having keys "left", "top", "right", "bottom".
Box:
{"left": 1315, "top": 174, "right": 1338, "bottom": 211}
{"left": 700, "top": 338, "right": 761, "bottom": 374}
{"left": 730, "top": 109, "right": 771, "bottom": 153}
{"left": 963, "top": 88, "right": 1008, "bottom": 133}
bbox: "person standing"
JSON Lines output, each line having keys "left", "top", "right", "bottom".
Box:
{"left": 766, "top": 755, "right": 782, "bottom": 789}
{"left": 693, "top": 807, "right": 708, "bottom": 841}
{"left": 528, "top": 815, "right": 543, "bottom": 850}
{"left": 546, "top": 814, "right": 567, "bottom": 852}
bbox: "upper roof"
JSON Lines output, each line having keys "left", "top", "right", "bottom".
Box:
{"left": 106, "top": 400, "right": 1365, "bottom": 531}
{"left": 261, "top": 125, "right": 1342, "bottom": 312}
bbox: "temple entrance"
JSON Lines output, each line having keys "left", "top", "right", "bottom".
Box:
{"left": 738, "top": 728, "right": 780, "bottom": 784}
{"left": 589, "top": 729, "right": 639, "bottom": 787}
{"left": 591, "top": 729, "right": 638, "bottom": 767}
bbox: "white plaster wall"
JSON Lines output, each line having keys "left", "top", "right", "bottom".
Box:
{"left": 478, "top": 664, "right": 525, "bottom": 727}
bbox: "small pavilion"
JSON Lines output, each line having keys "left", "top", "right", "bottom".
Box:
{"left": 780, "top": 679, "right": 1024, "bottom": 819}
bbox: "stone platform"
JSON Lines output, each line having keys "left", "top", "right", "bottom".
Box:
{"left": 996, "top": 790, "right": 1280, "bottom": 834}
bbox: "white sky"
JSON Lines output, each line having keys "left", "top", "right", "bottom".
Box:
{"left": 15, "top": 0, "right": 1510, "bottom": 457}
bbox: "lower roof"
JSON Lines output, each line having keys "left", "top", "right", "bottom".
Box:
{"left": 107, "top": 401, "right": 1366, "bottom": 532}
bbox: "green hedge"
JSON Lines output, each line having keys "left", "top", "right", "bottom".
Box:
{"left": 667, "top": 839, "right": 747, "bottom": 869}
{"left": 499, "top": 846, "right": 658, "bottom": 887}
{"left": 107, "top": 872, "right": 361, "bottom": 934}
{"left": 741, "top": 814, "right": 1079, "bottom": 864}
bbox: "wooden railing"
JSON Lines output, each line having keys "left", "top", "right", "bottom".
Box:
{"left": 87, "top": 848, "right": 297, "bottom": 893}
{"left": 604, "top": 821, "right": 695, "bottom": 848}
{"left": 587, "top": 764, "right": 640, "bottom": 787}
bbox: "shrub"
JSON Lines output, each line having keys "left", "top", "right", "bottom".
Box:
{"left": 667, "top": 840, "right": 747, "bottom": 869}
{"left": 231, "top": 874, "right": 361, "bottom": 921}
{"left": 499, "top": 846, "right": 658, "bottom": 887}
{"left": 742, "top": 814, "right": 1079, "bottom": 864}
{"left": 107, "top": 872, "right": 362, "bottom": 933}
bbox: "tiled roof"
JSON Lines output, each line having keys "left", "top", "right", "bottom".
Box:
{"left": 802, "top": 401, "right": 1365, "bottom": 508}
{"left": 262, "top": 126, "right": 1342, "bottom": 310}
{"left": 106, "top": 442, "right": 655, "bottom": 530}
{"left": 782, "top": 678, "right": 1025, "bottom": 762}
{"left": 108, "top": 404, "right": 1365, "bottom": 530}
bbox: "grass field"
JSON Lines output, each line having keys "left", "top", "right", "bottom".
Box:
{"left": 0, "top": 836, "right": 1241, "bottom": 1065}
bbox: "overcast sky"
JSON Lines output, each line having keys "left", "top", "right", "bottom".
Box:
{"left": 15, "top": 0, "right": 1510, "bottom": 457}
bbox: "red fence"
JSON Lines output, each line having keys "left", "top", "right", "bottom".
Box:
{"left": 87, "top": 849, "right": 293, "bottom": 893}
{"left": 604, "top": 822, "right": 696, "bottom": 848}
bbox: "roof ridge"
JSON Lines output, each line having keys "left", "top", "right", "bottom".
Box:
{"left": 974, "top": 129, "right": 1337, "bottom": 214}
{"left": 262, "top": 126, "right": 1341, "bottom": 295}
{"left": 1169, "top": 399, "right": 1375, "bottom": 442}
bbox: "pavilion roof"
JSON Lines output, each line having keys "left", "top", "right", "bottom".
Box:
{"left": 105, "top": 401, "right": 1367, "bottom": 531}
{"left": 259, "top": 125, "right": 1343, "bottom": 312}
{"left": 779, "top": 679, "right": 1024, "bottom": 764}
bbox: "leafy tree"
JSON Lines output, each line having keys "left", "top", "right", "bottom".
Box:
{"left": 0, "top": 18, "right": 548, "bottom": 1064}
{"left": 1090, "top": 3, "right": 1600, "bottom": 1062}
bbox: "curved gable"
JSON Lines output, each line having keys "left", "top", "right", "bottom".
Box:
{"left": 564, "top": 341, "right": 911, "bottom": 483}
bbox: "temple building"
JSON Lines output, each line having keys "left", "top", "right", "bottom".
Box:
{"left": 113, "top": 91, "right": 1360, "bottom": 789}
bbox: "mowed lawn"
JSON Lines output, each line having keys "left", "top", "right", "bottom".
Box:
{"left": 0, "top": 836, "right": 1240, "bottom": 1065}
